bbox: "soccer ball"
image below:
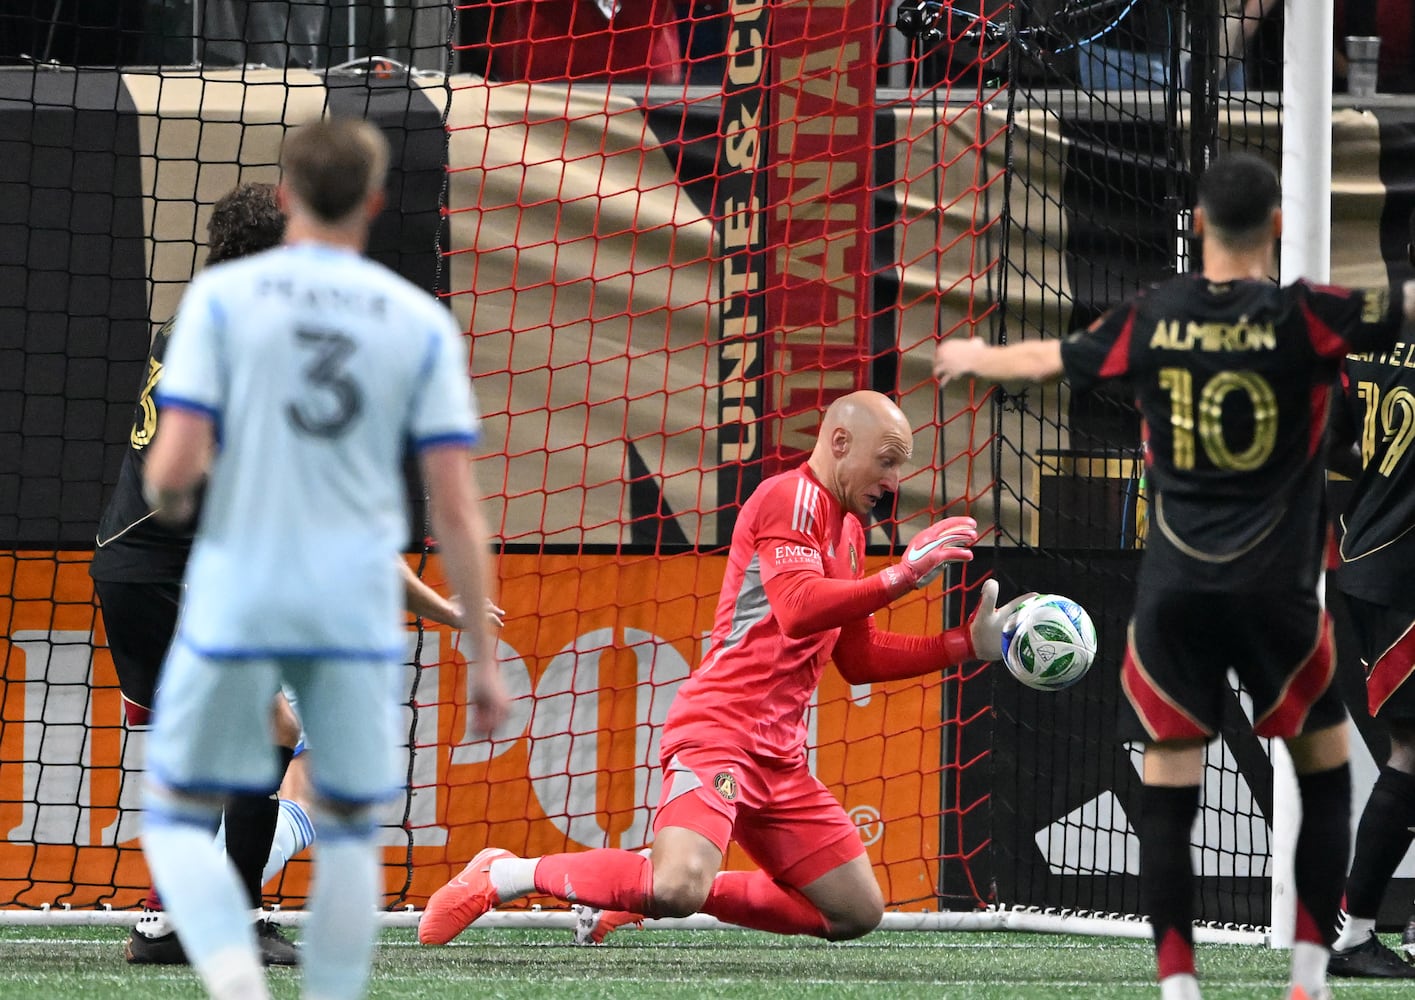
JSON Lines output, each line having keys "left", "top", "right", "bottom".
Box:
{"left": 1001, "top": 594, "right": 1097, "bottom": 691}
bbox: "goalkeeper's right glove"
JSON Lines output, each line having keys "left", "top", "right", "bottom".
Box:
{"left": 882, "top": 515, "right": 978, "bottom": 593}
{"left": 966, "top": 579, "right": 1036, "bottom": 662}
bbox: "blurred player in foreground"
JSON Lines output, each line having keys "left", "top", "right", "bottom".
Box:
{"left": 93, "top": 181, "right": 474, "bottom": 968}
{"left": 92, "top": 182, "right": 301, "bottom": 966}
{"left": 934, "top": 152, "right": 1415, "bottom": 1000}
{"left": 419, "top": 389, "right": 1030, "bottom": 947}
{"left": 139, "top": 119, "right": 506, "bottom": 1000}
{"left": 1324, "top": 208, "right": 1415, "bottom": 979}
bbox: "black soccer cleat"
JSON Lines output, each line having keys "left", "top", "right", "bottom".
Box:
{"left": 255, "top": 919, "right": 300, "bottom": 967}
{"left": 124, "top": 927, "right": 189, "bottom": 965}
{"left": 1328, "top": 931, "right": 1415, "bottom": 978}
{"left": 1402, "top": 913, "right": 1415, "bottom": 957}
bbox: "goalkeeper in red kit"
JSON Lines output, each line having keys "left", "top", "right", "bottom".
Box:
{"left": 419, "top": 389, "right": 1029, "bottom": 946}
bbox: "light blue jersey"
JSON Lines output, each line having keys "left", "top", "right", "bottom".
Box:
{"left": 155, "top": 242, "right": 479, "bottom": 660}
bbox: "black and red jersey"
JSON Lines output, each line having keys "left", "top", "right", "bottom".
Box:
{"left": 1061, "top": 274, "right": 1400, "bottom": 589}
{"left": 1330, "top": 328, "right": 1415, "bottom": 612}
{"left": 89, "top": 318, "right": 196, "bottom": 584}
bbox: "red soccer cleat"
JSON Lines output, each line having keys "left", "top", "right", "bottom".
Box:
{"left": 572, "top": 904, "right": 645, "bottom": 945}
{"left": 419, "top": 847, "right": 516, "bottom": 945}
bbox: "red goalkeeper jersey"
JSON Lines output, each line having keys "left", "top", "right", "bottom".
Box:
{"left": 663, "top": 464, "right": 865, "bottom": 762}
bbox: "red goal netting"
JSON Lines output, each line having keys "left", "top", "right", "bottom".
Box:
{"left": 0, "top": 0, "right": 1044, "bottom": 920}
{"left": 418, "top": 0, "right": 1007, "bottom": 912}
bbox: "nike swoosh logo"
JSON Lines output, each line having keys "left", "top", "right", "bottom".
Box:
{"left": 908, "top": 532, "right": 972, "bottom": 562}
{"left": 908, "top": 538, "right": 949, "bottom": 562}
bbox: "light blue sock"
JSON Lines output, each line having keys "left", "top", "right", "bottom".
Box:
{"left": 262, "top": 798, "right": 317, "bottom": 884}
{"left": 143, "top": 793, "right": 266, "bottom": 999}
{"left": 302, "top": 810, "right": 379, "bottom": 1000}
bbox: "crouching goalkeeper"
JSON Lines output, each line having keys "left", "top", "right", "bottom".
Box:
{"left": 419, "top": 390, "right": 1028, "bottom": 946}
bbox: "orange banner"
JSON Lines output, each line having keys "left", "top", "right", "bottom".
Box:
{"left": 1, "top": 550, "right": 945, "bottom": 910}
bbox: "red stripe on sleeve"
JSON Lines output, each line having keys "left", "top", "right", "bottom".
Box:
{"left": 1307, "top": 382, "right": 1330, "bottom": 458}
{"left": 1300, "top": 299, "right": 1348, "bottom": 359}
{"left": 1099, "top": 309, "right": 1136, "bottom": 378}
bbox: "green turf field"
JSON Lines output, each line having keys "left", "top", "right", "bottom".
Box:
{"left": 3, "top": 927, "right": 1415, "bottom": 998}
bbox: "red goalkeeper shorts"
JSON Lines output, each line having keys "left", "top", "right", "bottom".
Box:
{"left": 652, "top": 742, "right": 865, "bottom": 889}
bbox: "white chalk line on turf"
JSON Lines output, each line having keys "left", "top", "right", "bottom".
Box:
{"left": 0, "top": 935, "right": 1248, "bottom": 953}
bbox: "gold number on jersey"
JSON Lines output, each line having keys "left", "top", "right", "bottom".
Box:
{"left": 1361, "top": 287, "right": 1389, "bottom": 325}
{"left": 1157, "top": 367, "right": 1278, "bottom": 471}
{"left": 1356, "top": 380, "right": 1415, "bottom": 476}
{"left": 130, "top": 356, "right": 163, "bottom": 450}
{"left": 1157, "top": 368, "right": 1195, "bottom": 468}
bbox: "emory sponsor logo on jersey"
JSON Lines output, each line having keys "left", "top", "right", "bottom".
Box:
{"left": 714, "top": 772, "right": 738, "bottom": 802}
{"left": 774, "top": 544, "right": 820, "bottom": 567}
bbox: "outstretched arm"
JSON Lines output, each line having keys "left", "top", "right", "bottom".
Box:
{"left": 764, "top": 571, "right": 906, "bottom": 640}
{"left": 402, "top": 561, "right": 463, "bottom": 626}
{"left": 400, "top": 562, "right": 507, "bottom": 630}
{"left": 420, "top": 444, "right": 506, "bottom": 736}
{"left": 933, "top": 338, "right": 1065, "bottom": 390}
{"left": 831, "top": 580, "right": 1033, "bottom": 683}
{"left": 832, "top": 615, "right": 973, "bottom": 684}
{"left": 760, "top": 516, "right": 978, "bottom": 639}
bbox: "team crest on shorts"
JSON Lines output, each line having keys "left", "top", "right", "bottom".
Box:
{"left": 713, "top": 772, "right": 738, "bottom": 802}
{"left": 849, "top": 544, "right": 858, "bottom": 576}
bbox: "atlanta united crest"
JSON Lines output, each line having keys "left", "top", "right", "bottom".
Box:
{"left": 714, "top": 772, "right": 738, "bottom": 802}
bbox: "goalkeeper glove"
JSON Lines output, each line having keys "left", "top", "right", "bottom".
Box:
{"left": 882, "top": 515, "right": 978, "bottom": 592}
{"left": 967, "top": 579, "right": 1036, "bottom": 662}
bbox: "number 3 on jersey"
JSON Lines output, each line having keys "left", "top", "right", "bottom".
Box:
{"left": 1157, "top": 367, "right": 1278, "bottom": 471}
{"left": 288, "top": 327, "right": 363, "bottom": 437}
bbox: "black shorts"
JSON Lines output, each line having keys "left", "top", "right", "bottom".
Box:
{"left": 1341, "top": 592, "right": 1415, "bottom": 723}
{"left": 93, "top": 579, "right": 180, "bottom": 726}
{"left": 1119, "top": 587, "right": 1346, "bottom": 742}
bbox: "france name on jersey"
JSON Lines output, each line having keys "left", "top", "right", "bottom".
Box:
{"left": 155, "top": 243, "right": 480, "bottom": 658}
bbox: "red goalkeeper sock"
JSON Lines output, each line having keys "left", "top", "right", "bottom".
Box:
{"left": 532, "top": 849, "right": 654, "bottom": 913}
{"left": 701, "top": 870, "right": 831, "bottom": 937}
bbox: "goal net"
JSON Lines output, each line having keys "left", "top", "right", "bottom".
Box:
{"left": 2, "top": 0, "right": 1386, "bottom": 936}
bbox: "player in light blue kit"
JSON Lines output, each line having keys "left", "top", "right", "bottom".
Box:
{"left": 139, "top": 118, "right": 507, "bottom": 1000}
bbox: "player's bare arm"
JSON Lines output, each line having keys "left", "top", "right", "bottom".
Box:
{"left": 420, "top": 444, "right": 508, "bottom": 736}
{"left": 932, "top": 337, "right": 1065, "bottom": 388}
{"left": 400, "top": 562, "right": 506, "bottom": 629}
{"left": 401, "top": 561, "right": 463, "bottom": 626}
{"left": 141, "top": 407, "right": 214, "bottom": 527}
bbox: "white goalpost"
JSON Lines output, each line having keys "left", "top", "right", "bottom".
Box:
{"left": 1268, "top": 0, "right": 1336, "bottom": 952}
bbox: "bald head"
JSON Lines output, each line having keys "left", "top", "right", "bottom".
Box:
{"left": 809, "top": 391, "right": 914, "bottom": 518}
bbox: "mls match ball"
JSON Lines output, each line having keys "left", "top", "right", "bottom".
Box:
{"left": 1001, "top": 594, "right": 1097, "bottom": 692}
